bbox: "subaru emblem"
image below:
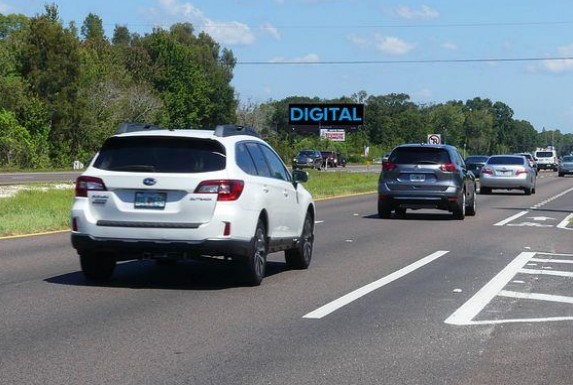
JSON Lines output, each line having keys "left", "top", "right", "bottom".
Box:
{"left": 143, "top": 178, "right": 156, "bottom": 186}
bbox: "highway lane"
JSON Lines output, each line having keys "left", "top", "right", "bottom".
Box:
{"left": 1, "top": 173, "right": 572, "bottom": 384}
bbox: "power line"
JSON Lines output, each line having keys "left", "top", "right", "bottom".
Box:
{"left": 237, "top": 56, "right": 573, "bottom": 65}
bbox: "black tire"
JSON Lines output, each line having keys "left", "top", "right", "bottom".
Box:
{"left": 466, "top": 189, "right": 477, "bottom": 216}
{"left": 558, "top": 173, "right": 564, "bottom": 177}
{"left": 378, "top": 201, "right": 392, "bottom": 219}
{"left": 394, "top": 207, "right": 406, "bottom": 217}
{"left": 453, "top": 191, "right": 466, "bottom": 220}
{"left": 524, "top": 187, "right": 532, "bottom": 195}
{"left": 243, "top": 219, "right": 267, "bottom": 286}
{"left": 285, "top": 213, "right": 314, "bottom": 270}
{"left": 480, "top": 186, "right": 491, "bottom": 195}
{"left": 80, "top": 252, "right": 116, "bottom": 281}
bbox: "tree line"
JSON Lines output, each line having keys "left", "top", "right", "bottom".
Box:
{"left": 0, "top": 4, "right": 571, "bottom": 169}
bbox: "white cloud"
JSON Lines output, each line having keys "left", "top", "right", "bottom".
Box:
{"left": 441, "top": 42, "right": 457, "bottom": 50}
{"left": 413, "top": 88, "right": 432, "bottom": 99}
{"left": 347, "top": 33, "right": 370, "bottom": 48}
{"left": 395, "top": 5, "right": 439, "bottom": 20}
{"left": 154, "top": 0, "right": 255, "bottom": 45}
{"left": 260, "top": 22, "right": 280, "bottom": 40}
{"left": 374, "top": 34, "right": 414, "bottom": 55}
{"left": 542, "top": 44, "right": 573, "bottom": 73}
{"left": 270, "top": 53, "right": 320, "bottom": 63}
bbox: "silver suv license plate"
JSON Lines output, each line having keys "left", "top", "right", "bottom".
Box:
{"left": 410, "top": 174, "right": 425, "bottom": 182}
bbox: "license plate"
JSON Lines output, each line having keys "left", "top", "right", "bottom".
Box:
{"left": 496, "top": 170, "right": 512, "bottom": 176}
{"left": 134, "top": 191, "right": 166, "bottom": 209}
{"left": 410, "top": 174, "right": 425, "bottom": 182}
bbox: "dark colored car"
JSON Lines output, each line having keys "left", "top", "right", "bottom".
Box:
{"left": 558, "top": 155, "right": 573, "bottom": 177}
{"left": 378, "top": 144, "right": 477, "bottom": 219}
{"left": 320, "top": 151, "right": 346, "bottom": 168}
{"left": 292, "top": 150, "right": 323, "bottom": 170}
{"left": 514, "top": 153, "right": 538, "bottom": 175}
{"left": 464, "top": 155, "right": 489, "bottom": 178}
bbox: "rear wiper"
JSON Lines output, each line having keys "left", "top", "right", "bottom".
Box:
{"left": 110, "top": 165, "right": 156, "bottom": 172}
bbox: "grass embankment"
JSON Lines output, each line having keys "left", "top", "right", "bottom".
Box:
{"left": 0, "top": 171, "right": 379, "bottom": 237}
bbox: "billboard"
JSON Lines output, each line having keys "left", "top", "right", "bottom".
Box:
{"left": 289, "top": 103, "right": 364, "bottom": 126}
{"left": 320, "top": 129, "right": 346, "bottom": 142}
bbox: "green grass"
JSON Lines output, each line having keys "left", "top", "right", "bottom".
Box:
{"left": 0, "top": 172, "right": 378, "bottom": 237}
{"left": 0, "top": 185, "right": 75, "bottom": 237}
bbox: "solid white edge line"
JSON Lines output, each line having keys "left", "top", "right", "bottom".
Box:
{"left": 494, "top": 211, "right": 529, "bottom": 226}
{"left": 444, "top": 251, "right": 536, "bottom": 325}
{"left": 303, "top": 250, "right": 449, "bottom": 320}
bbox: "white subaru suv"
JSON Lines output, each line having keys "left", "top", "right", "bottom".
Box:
{"left": 71, "top": 123, "right": 315, "bottom": 286}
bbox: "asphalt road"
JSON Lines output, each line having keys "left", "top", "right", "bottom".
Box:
{"left": 0, "top": 171, "right": 81, "bottom": 185}
{"left": 1, "top": 172, "right": 572, "bottom": 385}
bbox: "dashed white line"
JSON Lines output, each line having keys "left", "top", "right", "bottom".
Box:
{"left": 304, "top": 250, "right": 450, "bottom": 319}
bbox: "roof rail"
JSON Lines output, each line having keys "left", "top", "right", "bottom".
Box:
{"left": 214, "top": 124, "right": 260, "bottom": 138}
{"left": 116, "top": 122, "right": 166, "bottom": 134}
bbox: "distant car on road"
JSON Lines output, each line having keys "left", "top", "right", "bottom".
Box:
{"left": 378, "top": 143, "right": 477, "bottom": 220}
{"left": 558, "top": 155, "right": 573, "bottom": 177}
{"left": 292, "top": 150, "right": 323, "bottom": 170}
{"left": 464, "top": 155, "right": 489, "bottom": 178}
{"left": 479, "top": 155, "right": 537, "bottom": 195}
{"left": 320, "top": 151, "right": 346, "bottom": 168}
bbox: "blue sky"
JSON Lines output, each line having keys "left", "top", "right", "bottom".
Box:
{"left": 2, "top": 0, "right": 573, "bottom": 134}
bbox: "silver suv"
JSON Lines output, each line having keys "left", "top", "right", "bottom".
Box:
{"left": 378, "top": 144, "right": 477, "bottom": 219}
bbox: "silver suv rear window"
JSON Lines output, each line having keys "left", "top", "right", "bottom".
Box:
{"left": 390, "top": 147, "right": 451, "bottom": 164}
{"left": 93, "top": 136, "right": 226, "bottom": 173}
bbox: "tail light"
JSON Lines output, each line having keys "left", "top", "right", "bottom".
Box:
{"left": 195, "top": 180, "right": 244, "bottom": 201}
{"left": 439, "top": 163, "right": 457, "bottom": 172}
{"left": 382, "top": 161, "right": 396, "bottom": 171}
{"left": 75, "top": 176, "right": 107, "bottom": 197}
{"left": 515, "top": 168, "right": 527, "bottom": 175}
{"left": 481, "top": 167, "right": 493, "bottom": 175}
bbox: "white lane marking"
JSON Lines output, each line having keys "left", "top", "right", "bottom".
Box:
{"left": 315, "top": 220, "right": 324, "bottom": 224}
{"left": 445, "top": 252, "right": 535, "bottom": 325}
{"left": 304, "top": 250, "right": 450, "bottom": 319}
{"left": 530, "top": 258, "right": 573, "bottom": 264}
{"left": 499, "top": 290, "right": 573, "bottom": 305}
{"left": 494, "top": 211, "right": 528, "bottom": 226}
{"left": 459, "top": 316, "right": 573, "bottom": 325}
{"left": 557, "top": 213, "right": 573, "bottom": 231}
{"left": 494, "top": 187, "right": 573, "bottom": 227}
{"left": 518, "top": 269, "right": 573, "bottom": 278}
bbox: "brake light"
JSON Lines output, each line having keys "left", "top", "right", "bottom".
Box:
{"left": 195, "top": 180, "right": 244, "bottom": 201}
{"left": 75, "top": 176, "right": 107, "bottom": 197}
{"left": 515, "top": 168, "right": 527, "bottom": 175}
{"left": 481, "top": 167, "right": 493, "bottom": 175}
{"left": 382, "top": 161, "right": 396, "bottom": 171}
{"left": 440, "top": 163, "right": 457, "bottom": 172}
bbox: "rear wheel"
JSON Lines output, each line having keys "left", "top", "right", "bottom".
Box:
{"left": 453, "top": 191, "right": 466, "bottom": 220}
{"left": 378, "top": 201, "right": 392, "bottom": 219}
{"left": 285, "top": 213, "right": 314, "bottom": 269}
{"left": 524, "top": 187, "right": 532, "bottom": 195}
{"left": 394, "top": 207, "right": 406, "bottom": 217}
{"left": 80, "top": 252, "right": 116, "bottom": 281}
{"left": 558, "top": 173, "right": 564, "bottom": 177}
{"left": 480, "top": 186, "right": 491, "bottom": 194}
{"left": 242, "top": 219, "right": 267, "bottom": 286}
{"left": 466, "top": 189, "right": 477, "bottom": 216}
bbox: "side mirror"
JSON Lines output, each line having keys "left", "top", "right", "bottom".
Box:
{"left": 292, "top": 169, "right": 308, "bottom": 184}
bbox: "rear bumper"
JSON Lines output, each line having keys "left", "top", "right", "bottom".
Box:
{"left": 479, "top": 175, "right": 533, "bottom": 189}
{"left": 378, "top": 194, "right": 461, "bottom": 211}
{"left": 71, "top": 233, "right": 253, "bottom": 260}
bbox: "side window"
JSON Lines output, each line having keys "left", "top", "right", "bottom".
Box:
{"left": 245, "top": 142, "right": 272, "bottom": 177}
{"left": 259, "top": 144, "right": 291, "bottom": 181}
{"left": 236, "top": 142, "right": 257, "bottom": 175}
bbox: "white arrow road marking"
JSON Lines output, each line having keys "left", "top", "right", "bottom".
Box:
{"left": 526, "top": 216, "right": 556, "bottom": 221}
{"left": 304, "top": 250, "right": 450, "bottom": 319}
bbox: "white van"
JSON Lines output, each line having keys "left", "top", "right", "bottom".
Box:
{"left": 535, "top": 148, "right": 558, "bottom": 171}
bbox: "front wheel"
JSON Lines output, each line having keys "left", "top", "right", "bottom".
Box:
{"left": 285, "top": 213, "right": 314, "bottom": 270}
{"left": 80, "top": 252, "right": 116, "bottom": 281}
{"left": 466, "top": 189, "right": 477, "bottom": 216}
{"left": 242, "top": 219, "right": 267, "bottom": 286}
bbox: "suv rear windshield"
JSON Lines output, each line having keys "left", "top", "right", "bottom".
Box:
{"left": 535, "top": 152, "right": 554, "bottom": 158}
{"left": 390, "top": 147, "right": 451, "bottom": 164}
{"left": 93, "top": 136, "right": 226, "bottom": 173}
